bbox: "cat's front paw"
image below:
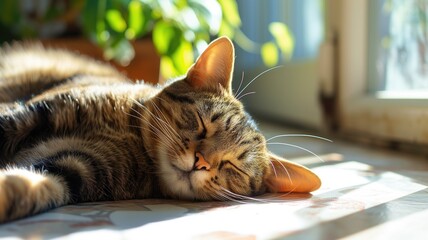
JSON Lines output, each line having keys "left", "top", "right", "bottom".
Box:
{"left": 0, "top": 169, "right": 68, "bottom": 223}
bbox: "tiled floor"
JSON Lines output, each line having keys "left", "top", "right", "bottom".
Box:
{"left": 0, "top": 121, "right": 427, "bottom": 239}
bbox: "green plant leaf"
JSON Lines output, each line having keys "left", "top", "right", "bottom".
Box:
{"left": 171, "top": 39, "right": 194, "bottom": 74}
{"left": 188, "top": 0, "right": 222, "bottom": 33}
{"left": 218, "top": 0, "right": 241, "bottom": 27}
{"left": 82, "top": 0, "right": 109, "bottom": 46}
{"left": 96, "top": 21, "right": 108, "bottom": 45}
{"left": 261, "top": 42, "right": 279, "bottom": 67}
{"left": 156, "top": 0, "right": 178, "bottom": 19}
{"left": 104, "top": 38, "right": 135, "bottom": 66}
{"left": 269, "top": 22, "right": 294, "bottom": 60}
{"left": 106, "top": 9, "right": 127, "bottom": 32}
{"left": 159, "top": 39, "right": 194, "bottom": 79}
{"left": 0, "top": 0, "right": 19, "bottom": 24}
{"left": 219, "top": 21, "right": 235, "bottom": 39}
{"left": 82, "top": 0, "right": 98, "bottom": 37}
{"left": 178, "top": 7, "right": 200, "bottom": 31}
{"left": 153, "top": 21, "right": 182, "bottom": 55}
{"left": 160, "top": 56, "right": 181, "bottom": 79}
{"left": 127, "top": 0, "right": 144, "bottom": 39}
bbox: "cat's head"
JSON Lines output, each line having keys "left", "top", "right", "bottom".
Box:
{"left": 146, "top": 37, "right": 321, "bottom": 200}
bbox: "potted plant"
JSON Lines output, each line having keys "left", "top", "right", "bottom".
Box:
{"left": 0, "top": 0, "right": 293, "bottom": 82}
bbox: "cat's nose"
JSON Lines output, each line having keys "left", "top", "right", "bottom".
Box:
{"left": 194, "top": 152, "right": 211, "bottom": 171}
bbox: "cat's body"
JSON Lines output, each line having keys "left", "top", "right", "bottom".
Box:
{"left": 0, "top": 37, "right": 321, "bottom": 223}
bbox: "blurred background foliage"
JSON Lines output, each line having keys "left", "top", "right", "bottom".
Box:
{"left": 0, "top": 0, "right": 294, "bottom": 79}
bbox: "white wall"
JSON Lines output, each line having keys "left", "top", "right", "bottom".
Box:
{"left": 233, "top": 61, "right": 323, "bottom": 129}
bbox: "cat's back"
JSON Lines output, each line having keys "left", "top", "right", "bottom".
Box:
{"left": 0, "top": 42, "right": 160, "bottom": 105}
{"left": 0, "top": 42, "right": 123, "bottom": 83}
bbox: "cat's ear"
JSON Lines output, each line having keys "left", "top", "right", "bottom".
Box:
{"left": 186, "top": 37, "right": 234, "bottom": 93}
{"left": 264, "top": 153, "right": 321, "bottom": 193}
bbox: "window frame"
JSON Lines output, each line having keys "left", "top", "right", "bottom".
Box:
{"left": 337, "top": 0, "right": 428, "bottom": 144}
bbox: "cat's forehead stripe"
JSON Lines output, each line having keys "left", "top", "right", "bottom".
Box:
{"left": 225, "top": 115, "right": 233, "bottom": 131}
{"left": 210, "top": 112, "right": 222, "bottom": 122}
{"left": 237, "top": 149, "right": 249, "bottom": 161}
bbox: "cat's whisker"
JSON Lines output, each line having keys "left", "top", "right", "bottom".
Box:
{"left": 271, "top": 158, "right": 293, "bottom": 186}
{"left": 233, "top": 71, "right": 245, "bottom": 97}
{"left": 218, "top": 190, "right": 248, "bottom": 204}
{"left": 152, "top": 132, "right": 181, "bottom": 153}
{"left": 266, "top": 134, "right": 333, "bottom": 143}
{"left": 151, "top": 113, "right": 183, "bottom": 150}
{"left": 130, "top": 98, "right": 166, "bottom": 126}
{"left": 219, "top": 186, "right": 271, "bottom": 203}
{"left": 210, "top": 192, "right": 225, "bottom": 201}
{"left": 207, "top": 183, "right": 247, "bottom": 203}
{"left": 122, "top": 111, "right": 153, "bottom": 131}
{"left": 219, "top": 183, "right": 303, "bottom": 203}
{"left": 269, "top": 160, "right": 278, "bottom": 179}
{"left": 130, "top": 99, "right": 180, "bottom": 147}
{"left": 258, "top": 186, "right": 300, "bottom": 202}
{"left": 154, "top": 138, "right": 177, "bottom": 153}
{"left": 235, "top": 65, "right": 283, "bottom": 99}
{"left": 151, "top": 97, "right": 183, "bottom": 141}
{"left": 206, "top": 183, "right": 227, "bottom": 201}
{"left": 140, "top": 108, "right": 172, "bottom": 141}
{"left": 150, "top": 98, "right": 181, "bottom": 139}
{"left": 267, "top": 142, "right": 325, "bottom": 163}
{"left": 126, "top": 106, "right": 144, "bottom": 119}
{"left": 213, "top": 191, "right": 231, "bottom": 202}
{"left": 127, "top": 105, "right": 155, "bottom": 128}
{"left": 123, "top": 107, "right": 149, "bottom": 123}
{"left": 137, "top": 100, "right": 183, "bottom": 148}
{"left": 150, "top": 117, "right": 177, "bottom": 146}
{"left": 211, "top": 189, "right": 230, "bottom": 202}
{"left": 236, "top": 91, "right": 256, "bottom": 100}
{"left": 125, "top": 114, "right": 177, "bottom": 153}
{"left": 123, "top": 111, "right": 165, "bottom": 142}
{"left": 128, "top": 123, "right": 172, "bottom": 149}
{"left": 263, "top": 185, "right": 306, "bottom": 202}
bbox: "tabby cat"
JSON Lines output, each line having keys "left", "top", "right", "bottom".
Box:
{"left": 0, "top": 37, "right": 321, "bottom": 223}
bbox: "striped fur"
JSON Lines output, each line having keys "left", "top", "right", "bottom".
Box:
{"left": 0, "top": 37, "right": 321, "bottom": 223}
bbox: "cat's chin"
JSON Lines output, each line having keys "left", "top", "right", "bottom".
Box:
{"left": 170, "top": 163, "right": 192, "bottom": 181}
{"left": 157, "top": 157, "right": 194, "bottom": 199}
{"left": 171, "top": 165, "right": 209, "bottom": 198}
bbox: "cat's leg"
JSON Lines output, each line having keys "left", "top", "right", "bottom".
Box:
{"left": 0, "top": 148, "right": 111, "bottom": 223}
{"left": 0, "top": 168, "right": 69, "bottom": 223}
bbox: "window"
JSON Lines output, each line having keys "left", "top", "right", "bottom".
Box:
{"left": 368, "top": 0, "right": 428, "bottom": 97}
{"left": 337, "top": 0, "right": 428, "bottom": 145}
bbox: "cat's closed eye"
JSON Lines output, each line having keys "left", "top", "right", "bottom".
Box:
{"left": 196, "top": 112, "right": 207, "bottom": 140}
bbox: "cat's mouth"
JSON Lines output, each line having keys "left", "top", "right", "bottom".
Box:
{"left": 170, "top": 151, "right": 209, "bottom": 180}
{"left": 170, "top": 163, "right": 193, "bottom": 183}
